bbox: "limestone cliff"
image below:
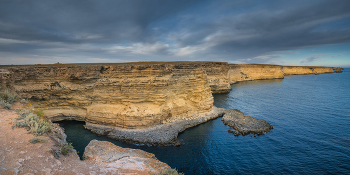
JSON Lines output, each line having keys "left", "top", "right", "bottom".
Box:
{"left": 200, "top": 62, "right": 232, "bottom": 93}
{"left": 1, "top": 62, "right": 214, "bottom": 129}
{"left": 282, "top": 66, "right": 334, "bottom": 75}
{"left": 227, "top": 64, "right": 335, "bottom": 84}
{"left": 228, "top": 64, "right": 284, "bottom": 84}
{"left": 0, "top": 62, "right": 338, "bottom": 131}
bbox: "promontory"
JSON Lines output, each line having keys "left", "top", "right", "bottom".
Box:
{"left": 0, "top": 62, "right": 338, "bottom": 145}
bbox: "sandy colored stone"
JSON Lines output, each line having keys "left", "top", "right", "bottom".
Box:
{"left": 83, "top": 140, "right": 170, "bottom": 174}
{"left": 228, "top": 64, "right": 284, "bottom": 84}
{"left": 1, "top": 62, "right": 214, "bottom": 129}
{"left": 282, "top": 66, "right": 334, "bottom": 75}
{"left": 0, "top": 62, "right": 337, "bottom": 131}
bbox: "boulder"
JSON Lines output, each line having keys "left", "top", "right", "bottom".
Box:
{"left": 83, "top": 140, "right": 171, "bottom": 174}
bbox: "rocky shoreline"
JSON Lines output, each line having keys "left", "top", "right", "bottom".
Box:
{"left": 85, "top": 106, "right": 225, "bottom": 146}
{"left": 85, "top": 106, "right": 273, "bottom": 146}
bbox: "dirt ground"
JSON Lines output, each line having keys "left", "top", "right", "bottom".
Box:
{"left": 0, "top": 105, "right": 152, "bottom": 175}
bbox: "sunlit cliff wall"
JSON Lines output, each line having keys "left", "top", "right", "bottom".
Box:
{"left": 228, "top": 64, "right": 284, "bottom": 84}
{"left": 201, "top": 62, "right": 231, "bottom": 93}
{"left": 282, "top": 66, "right": 334, "bottom": 75}
{"left": 0, "top": 62, "right": 214, "bottom": 129}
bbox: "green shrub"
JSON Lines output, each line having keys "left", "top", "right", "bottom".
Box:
{"left": 15, "top": 120, "right": 28, "bottom": 128}
{"left": 0, "top": 99, "right": 11, "bottom": 109}
{"left": 36, "top": 119, "right": 51, "bottom": 135}
{"left": 16, "top": 109, "right": 31, "bottom": 119}
{"left": 29, "top": 138, "right": 47, "bottom": 144}
{"left": 34, "top": 109, "right": 45, "bottom": 118}
{"left": 16, "top": 112, "right": 51, "bottom": 136}
{"left": 60, "top": 142, "right": 74, "bottom": 155}
{"left": 25, "top": 113, "right": 39, "bottom": 129}
{"left": 0, "top": 88, "right": 19, "bottom": 104}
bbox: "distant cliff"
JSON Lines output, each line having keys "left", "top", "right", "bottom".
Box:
{"left": 228, "top": 64, "right": 284, "bottom": 84}
{"left": 282, "top": 66, "right": 334, "bottom": 75}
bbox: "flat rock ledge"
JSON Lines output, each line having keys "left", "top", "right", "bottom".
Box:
{"left": 84, "top": 107, "right": 273, "bottom": 145}
{"left": 83, "top": 140, "right": 170, "bottom": 174}
{"left": 85, "top": 106, "right": 226, "bottom": 146}
{"left": 222, "top": 109, "right": 273, "bottom": 136}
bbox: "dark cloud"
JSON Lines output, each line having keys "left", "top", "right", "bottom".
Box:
{"left": 0, "top": 0, "right": 350, "bottom": 64}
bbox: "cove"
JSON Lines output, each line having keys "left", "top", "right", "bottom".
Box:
{"left": 58, "top": 69, "right": 350, "bottom": 174}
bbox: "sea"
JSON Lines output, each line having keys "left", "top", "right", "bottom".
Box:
{"left": 58, "top": 68, "right": 350, "bottom": 175}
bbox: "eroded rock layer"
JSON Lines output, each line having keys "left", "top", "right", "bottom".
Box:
{"left": 1, "top": 62, "right": 215, "bottom": 129}
{"left": 85, "top": 106, "right": 226, "bottom": 145}
{"left": 282, "top": 66, "right": 334, "bottom": 75}
{"left": 228, "top": 64, "right": 284, "bottom": 84}
{"left": 202, "top": 62, "right": 232, "bottom": 93}
{"left": 0, "top": 62, "right": 339, "bottom": 133}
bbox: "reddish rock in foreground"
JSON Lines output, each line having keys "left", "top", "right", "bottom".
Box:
{"left": 83, "top": 140, "right": 171, "bottom": 174}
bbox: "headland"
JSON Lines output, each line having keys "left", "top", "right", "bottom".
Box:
{"left": 0, "top": 62, "right": 341, "bottom": 145}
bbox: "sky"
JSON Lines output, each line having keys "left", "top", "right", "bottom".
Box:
{"left": 0, "top": 0, "right": 350, "bottom": 67}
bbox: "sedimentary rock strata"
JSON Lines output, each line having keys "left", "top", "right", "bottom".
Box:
{"left": 282, "top": 66, "right": 334, "bottom": 75}
{"left": 1, "top": 62, "right": 214, "bottom": 129}
{"left": 86, "top": 107, "right": 274, "bottom": 145}
{"left": 0, "top": 62, "right": 340, "bottom": 145}
{"left": 201, "top": 62, "right": 232, "bottom": 93}
{"left": 85, "top": 106, "right": 226, "bottom": 145}
{"left": 83, "top": 140, "right": 170, "bottom": 174}
{"left": 228, "top": 64, "right": 284, "bottom": 84}
{"left": 222, "top": 109, "right": 273, "bottom": 136}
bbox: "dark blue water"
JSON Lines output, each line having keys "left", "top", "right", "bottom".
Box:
{"left": 58, "top": 69, "right": 350, "bottom": 174}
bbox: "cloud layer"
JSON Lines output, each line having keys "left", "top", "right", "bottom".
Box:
{"left": 1, "top": 0, "right": 350, "bottom": 65}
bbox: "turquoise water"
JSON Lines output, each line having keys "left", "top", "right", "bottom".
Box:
{"left": 58, "top": 69, "right": 350, "bottom": 174}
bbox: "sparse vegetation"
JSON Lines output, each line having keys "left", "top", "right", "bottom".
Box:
{"left": 16, "top": 109, "right": 32, "bottom": 120}
{"left": 29, "top": 138, "right": 47, "bottom": 144}
{"left": 0, "top": 99, "right": 12, "bottom": 109}
{"left": 2, "top": 90, "right": 72, "bottom": 160}
{"left": 0, "top": 87, "right": 19, "bottom": 104}
{"left": 0, "top": 86, "right": 19, "bottom": 109}
{"left": 34, "top": 109, "right": 45, "bottom": 118}
{"left": 60, "top": 142, "right": 74, "bottom": 155}
{"left": 15, "top": 109, "right": 51, "bottom": 136}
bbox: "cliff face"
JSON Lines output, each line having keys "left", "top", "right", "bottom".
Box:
{"left": 0, "top": 62, "right": 338, "bottom": 130}
{"left": 201, "top": 62, "right": 232, "bottom": 93}
{"left": 228, "top": 64, "right": 284, "bottom": 84}
{"left": 282, "top": 66, "right": 334, "bottom": 75}
{"left": 227, "top": 64, "right": 335, "bottom": 84}
{"left": 1, "top": 62, "right": 214, "bottom": 129}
